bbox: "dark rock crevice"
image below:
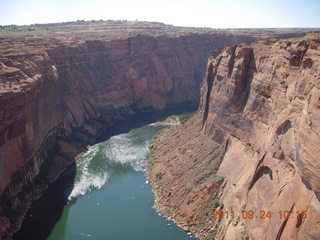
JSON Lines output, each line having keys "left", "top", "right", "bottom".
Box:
{"left": 229, "top": 48, "right": 256, "bottom": 113}
{"left": 202, "top": 57, "right": 222, "bottom": 126}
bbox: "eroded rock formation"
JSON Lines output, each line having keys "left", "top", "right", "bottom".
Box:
{"left": 2, "top": 21, "right": 304, "bottom": 238}
{"left": 148, "top": 32, "right": 320, "bottom": 239}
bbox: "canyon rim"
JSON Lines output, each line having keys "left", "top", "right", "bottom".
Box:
{"left": 0, "top": 20, "right": 316, "bottom": 239}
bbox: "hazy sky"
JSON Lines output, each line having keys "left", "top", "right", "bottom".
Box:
{"left": 0, "top": 0, "right": 319, "bottom": 28}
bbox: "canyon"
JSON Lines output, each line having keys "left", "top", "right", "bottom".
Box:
{"left": 148, "top": 32, "right": 320, "bottom": 239}
{"left": 0, "top": 21, "right": 311, "bottom": 239}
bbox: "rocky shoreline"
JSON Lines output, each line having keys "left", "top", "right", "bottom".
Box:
{"left": 0, "top": 28, "right": 267, "bottom": 239}
{"left": 3, "top": 106, "right": 195, "bottom": 240}
{"left": 147, "top": 33, "right": 320, "bottom": 240}
{"left": 0, "top": 21, "right": 313, "bottom": 239}
{"left": 148, "top": 115, "right": 226, "bottom": 239}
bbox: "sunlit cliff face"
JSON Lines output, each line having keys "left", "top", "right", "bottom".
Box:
{"left": 148, "top": 33, "right": 320, "bottom": 240}
{"left": 3, "top": 23, "right": 288, "bottom": 238}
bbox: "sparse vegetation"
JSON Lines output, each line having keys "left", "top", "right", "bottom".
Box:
{"left": 178, "top": 111, "right": 196, "bottom": 122}
{"left": 186, "top": 197, "right": 194, "bottom": 205}
{"left": 244, "top": 143, "right": 256, "bottom": 156}
{"left": 163, "top": 208, "right": 172, "bottom": 217}
{"left": 212, "top": 197, "right": 223, "bottom": 211}
{"left": 0, "top": 28, "right": 51, "bottom": 34}
{"left": 192, "top": 223, "right": 205, "bottom": 232}
{"left": 206, "top": 229, "right": 218, "bottom": 240}
{"left": 241, "top": 223, "right": 249, "bottom": 240}
{"left": 155, "top": 172, "right": 164, "bottom": 179}
{"left": 212, "top": 198, "right": 220, "bottom": 211}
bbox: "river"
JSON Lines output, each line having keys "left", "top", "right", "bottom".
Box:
{"left": 14, "top": 110, "right": 196, "bottom": 240}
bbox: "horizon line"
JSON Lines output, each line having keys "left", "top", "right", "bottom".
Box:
{"left": 1, "top": 19, "right": 320, "bottom": 29}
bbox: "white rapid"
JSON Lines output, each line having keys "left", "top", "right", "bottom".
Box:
{"left": 68, "top": 116, "right": 180, "bottom": 200}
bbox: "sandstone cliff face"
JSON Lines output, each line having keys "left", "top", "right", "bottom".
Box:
{"left": 0, "top": 33, "right": 259, "bottom": 196}
{"left": 149, "top": 33, "right": 320, "bottom": 239}
{"left": 0, "top": 29, "right": 271, "bottom": 238}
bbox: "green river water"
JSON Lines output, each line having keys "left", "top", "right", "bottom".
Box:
{"left": 41, "top": 117, "right": 195, "bottom": 240}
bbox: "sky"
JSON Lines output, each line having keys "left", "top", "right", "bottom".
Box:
{"left": 0, "top": 0, "right": 319, "bottom": 28}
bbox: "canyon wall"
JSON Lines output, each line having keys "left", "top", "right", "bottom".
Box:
{"left": 148, "top": 33, "right": 320, "bottom": 239}
{"left": 0, "top": 33, "right": 260, "bottom": 196}
{"left": 0, "top": 30, "right": 274, "bottom": 238}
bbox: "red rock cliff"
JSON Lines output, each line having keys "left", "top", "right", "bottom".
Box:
{"left": 148, "top": 33, "right": 320, "bottom": 239}
{"left": 0, "top": 33, "right": 260, "bottom": 195}
{"left": 2, "top": 25, "right": 283, "bottom": 237}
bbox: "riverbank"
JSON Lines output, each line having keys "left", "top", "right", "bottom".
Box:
{"left": 147, "top": 114, "right": 226, "bottom": 239}
{"left": 13, "top": 107, "right": 196, "bottom": 240}
{"left": 147, "top": 33, "right": 320, "bottom": 239}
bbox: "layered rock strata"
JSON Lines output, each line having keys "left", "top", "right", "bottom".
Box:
{"left": 148, "top": 33, "right": 320, "bottom": 239}
{"left": 0, "top": 33, "right": 259, "bottom": 198}
{"left": 2, "top": 21, "right": 300, "bottom": 238}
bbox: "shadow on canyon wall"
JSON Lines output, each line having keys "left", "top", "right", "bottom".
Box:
{"left": 13, "top": 162, "right": 76, "bottom": 240}
{"left": 13, "top": 105, "right": 196, "bottom": 240}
